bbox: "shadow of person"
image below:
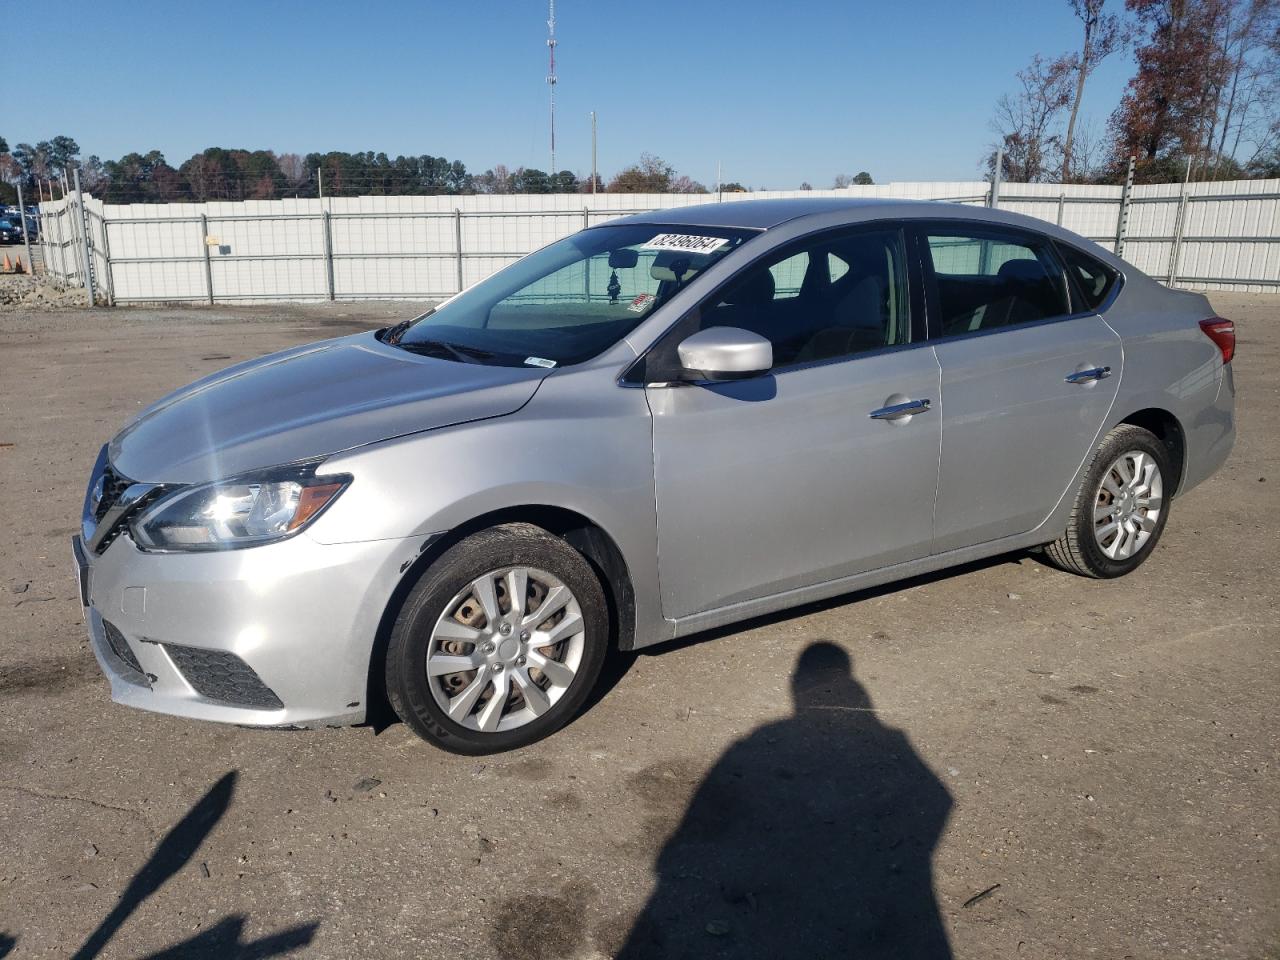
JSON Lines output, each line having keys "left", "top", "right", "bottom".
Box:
{"left": 66, "top": 771, "right": 317, "bottom": 960}
{"left": 71, "top": 772, "right": 239, "bottom": 960}
{"left": 616, "top": 641, "right": 954, "bottom": 959}
{"left": 140, "top": 915, "right": 318, "bottom": 959}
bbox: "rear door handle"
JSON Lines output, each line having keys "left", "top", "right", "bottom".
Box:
{"left": 869, "top": 398, "right": 932, "bottom": 420}
{"left": 1065, "top": 366, "right": 1111, "bottom": 384}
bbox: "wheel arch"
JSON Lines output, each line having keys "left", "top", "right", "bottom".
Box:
{"left": 364, "top": 504, "right": 637, "bottom": 727}
{"left": 1114, "top": 407, "right": 1187, "bottom": 497}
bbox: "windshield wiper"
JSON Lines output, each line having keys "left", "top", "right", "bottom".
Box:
{"left": 379, "top": 308, "right": 437, "bottom": 345}
{"left": 396, "top": 339, "right": 497, "bottom": 364}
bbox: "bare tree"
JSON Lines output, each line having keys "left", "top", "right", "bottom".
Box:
{"left": 1062, "top": 0, "right": 1124, "bottom": 180}
{"left": 990, "top": 54, "right": 1077, "bottom": 181}
{"left": 276, "top": 152, "right": 306, "bottom": 184}
{"left": 1069, "top": 118, "right": 1111, "bottom": 180}
{"left": 1206, "top": 0, "right": 1279, "bottom": 177}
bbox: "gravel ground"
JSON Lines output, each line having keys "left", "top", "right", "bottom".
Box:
{"left": 0, "top": 294, "right": 1276, "bottom": 960}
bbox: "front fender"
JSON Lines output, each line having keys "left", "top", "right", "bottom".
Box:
{"left": 311, "top": 372, "right": 669, "bottom": 646}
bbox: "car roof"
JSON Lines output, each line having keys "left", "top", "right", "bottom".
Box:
{"left": 603, "top": 197, "right": 1127, "bottom": 268}
{"left": 610, "top": 197, "right": 922, "bottom": 230}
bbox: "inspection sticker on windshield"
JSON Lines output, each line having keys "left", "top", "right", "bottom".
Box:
{"left": 642, "top": 233, "right": 729, "bottom": 254}
{"left": 524, "top": 356, "right": 556, "bottom": 369}
{"left": 627, "top": 293, "right": 655, "bottom": 313}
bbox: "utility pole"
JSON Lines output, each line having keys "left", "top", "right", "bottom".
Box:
{"left": 317, "top": 167, "right": 324, "bottom": 200}
{"left": 590, "top": 110, "right": 597, "bottom": 194}
{"left": 546, "top": 0, "right": 557, "bottom": 174}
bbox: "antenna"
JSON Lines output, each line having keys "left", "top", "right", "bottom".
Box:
{"left": 546, "top": 0, "right": 558, "bottom": 175}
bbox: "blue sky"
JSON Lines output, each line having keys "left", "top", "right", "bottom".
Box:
{"left": 9, "top": 0, "right": 1135, "bottom": 187}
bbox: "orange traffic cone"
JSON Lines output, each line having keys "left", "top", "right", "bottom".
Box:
{"left": 14, "top": 256, "right": 25, "bottom": 274}
{"left": 1, "top": 254, "right": 11, "bottom": 272}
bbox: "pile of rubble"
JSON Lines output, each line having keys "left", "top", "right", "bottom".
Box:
{"left": 0, "top": 275, "right": 91, "bottom": 309}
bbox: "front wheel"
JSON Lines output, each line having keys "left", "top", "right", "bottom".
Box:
{"left": 386, "top": 523, "right": 609, "bottom": 753}
{"left": 1043, "top": 424, "right": 1172, "bottom": 578}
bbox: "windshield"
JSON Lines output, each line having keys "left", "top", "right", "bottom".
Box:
{"left": 387, "top": 223, "right": 756, "bottom": 366}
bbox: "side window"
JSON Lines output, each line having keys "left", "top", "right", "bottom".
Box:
{"left": 768, "top": 251, "right": 809, "bottom": 299}
{"left": 925, "top": 230, "right": 1070, "bottom": 337}
{"left": 698, "top": 227, "right": 910, "bottom": 367}
{"left": 1057, "top": 243, "right": 1119, "bottom": 311}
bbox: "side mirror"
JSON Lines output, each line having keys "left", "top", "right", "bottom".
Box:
{"left": 676, "top": 327, "right": 773, "bottom": 382}
{"left": 608, "top": 249, "right": 639, "bottom": 269}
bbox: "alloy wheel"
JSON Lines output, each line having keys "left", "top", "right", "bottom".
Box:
{"left": 425, "top": 566, "right": 585, "bottom": 733}
{"left": 1092, "top": 449, "right": 1164, "bottom": 561}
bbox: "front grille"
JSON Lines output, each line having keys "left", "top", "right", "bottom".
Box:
{"left": 163, "top": 644, "right": 284, "bottom": 710}
{"left": 95, "top": 464, "right": 134, "bottom": 522}
{"left": 90, "top": 462, "right": 164, "bottom": 555}
{"left": 102, "top": 619, "right": 151, "bottom": 687}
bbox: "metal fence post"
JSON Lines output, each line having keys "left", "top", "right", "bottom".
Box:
{"left": 1166, "top": 157, "right": 1193, "bottom": 287}
{"left": 72, "top": 168, "right": 97, "bottom": 305}
{"left": 1056, "top": 192, "right": 1066, "bottom": 226}
{"left": 99, "top": 215, "right": 116, "bottom": 306}
{"left": 454, "top": 208, "right": 464, "bottom": 293}
{"left": 988, "top": 148, "right": 1003, "bottom": 208}
{"left": 322, "top": 210, "right": 335, "bottom": 301}
{"left": 582, "top": 206, "right": 589, "bottom": 230}
{"left": 200, "top": 214, "right": 214, "bottom": 305}
{"left": 57, "top": 205, "right": 71, "bottom": 285}
{"left": 36, "top": 198, "right": 49, "bottom": 277}
{"left": 1114, "top": 155, "right": 1135, "bottom": 258}
{"left": 16, "top": 181, "right": 33, "bottom": 275}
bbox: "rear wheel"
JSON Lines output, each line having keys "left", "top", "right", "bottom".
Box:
{"left": 1043, "top": 424, "right": 1171, "bottom": 578}
{"left": 386, "top": 523, "right": 608, "bottom": 753}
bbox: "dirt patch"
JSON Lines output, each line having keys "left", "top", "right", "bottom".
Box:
{"left": 0, "top": 656, "right": 98, "bottom": 696}
{"left": 502, "top": 757, "right": 555, "bottom": 782}
{"left": 489, "top": 880, "right": 594, "bottom": 960}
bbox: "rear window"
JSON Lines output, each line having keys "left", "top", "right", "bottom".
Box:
{"left": 1057, "top": 243, "right": 1119, "bottom": 311}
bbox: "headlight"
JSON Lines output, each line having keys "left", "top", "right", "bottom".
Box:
{"left": 130, "top": 464, "right": 351, "bottom": 552}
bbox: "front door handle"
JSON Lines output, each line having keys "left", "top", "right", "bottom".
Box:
{"left": 1065, "top": 366, "right": 1112, "bottom": 384}
{"left": 869, "top": 398, "right": 932, "bottom": 420}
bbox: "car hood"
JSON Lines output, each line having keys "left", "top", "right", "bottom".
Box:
{"left": 109, "top": 332, "right": 550, "bottom": 483}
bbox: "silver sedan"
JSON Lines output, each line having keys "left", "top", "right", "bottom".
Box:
{"left": 74, "top": 199, "right": 1236, "bottom": 752}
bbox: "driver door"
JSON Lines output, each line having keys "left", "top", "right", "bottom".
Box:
{"left": 643, "top": 225, "right": 942, "bottom": 620}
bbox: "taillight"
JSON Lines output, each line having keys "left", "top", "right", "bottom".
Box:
{"left": 1199, "top": 318, "right": 1235, "bottom": 364}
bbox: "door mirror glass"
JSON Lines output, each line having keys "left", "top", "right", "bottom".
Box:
{"left": 676, "top": 327, "right": 773, "bottom": 381}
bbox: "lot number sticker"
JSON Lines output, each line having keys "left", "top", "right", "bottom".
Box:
{"left": 641, "top": 233, "right": 729, "bottom": 254}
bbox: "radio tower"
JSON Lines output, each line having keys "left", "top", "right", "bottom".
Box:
{"left": 546, "top": 0, "right": 558, "bottom": 175}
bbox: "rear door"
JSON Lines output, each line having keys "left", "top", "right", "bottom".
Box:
{"left": 919, "top": 223, "right": 1122, "bottom": 552}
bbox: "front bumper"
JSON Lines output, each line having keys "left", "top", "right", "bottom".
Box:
{"left": 74, "top": 528, "right": 421, "bottom": 728}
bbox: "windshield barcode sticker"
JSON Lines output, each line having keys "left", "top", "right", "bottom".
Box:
{"left": 642, "top": 233, "right": 729, "bottom": 254}
{"left": 524, "top": 356, "right": 557, "bottom": 369}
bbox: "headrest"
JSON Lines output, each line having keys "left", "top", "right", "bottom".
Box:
{"left": 650, "top": 250, "right": 705, "bottom": 283}
{"left": 836, "top": 275, "right": 883, "bottom": 325}
{"left": 722, "top": 269, "right": 775, "bottom": 305}
{"left": 996, "top": 258, "right": 1047, "bottom": 283}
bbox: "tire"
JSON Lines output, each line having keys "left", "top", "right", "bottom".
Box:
{"left": 385, "top": 523, "right": 609, "bottom": 753}
{"left": 1043, "top": 424, "right": 1172, "bottom": 579}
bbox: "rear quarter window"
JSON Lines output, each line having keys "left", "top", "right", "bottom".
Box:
{"left": 1057, "top": 243, "right": 1120, "bottom": 312}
